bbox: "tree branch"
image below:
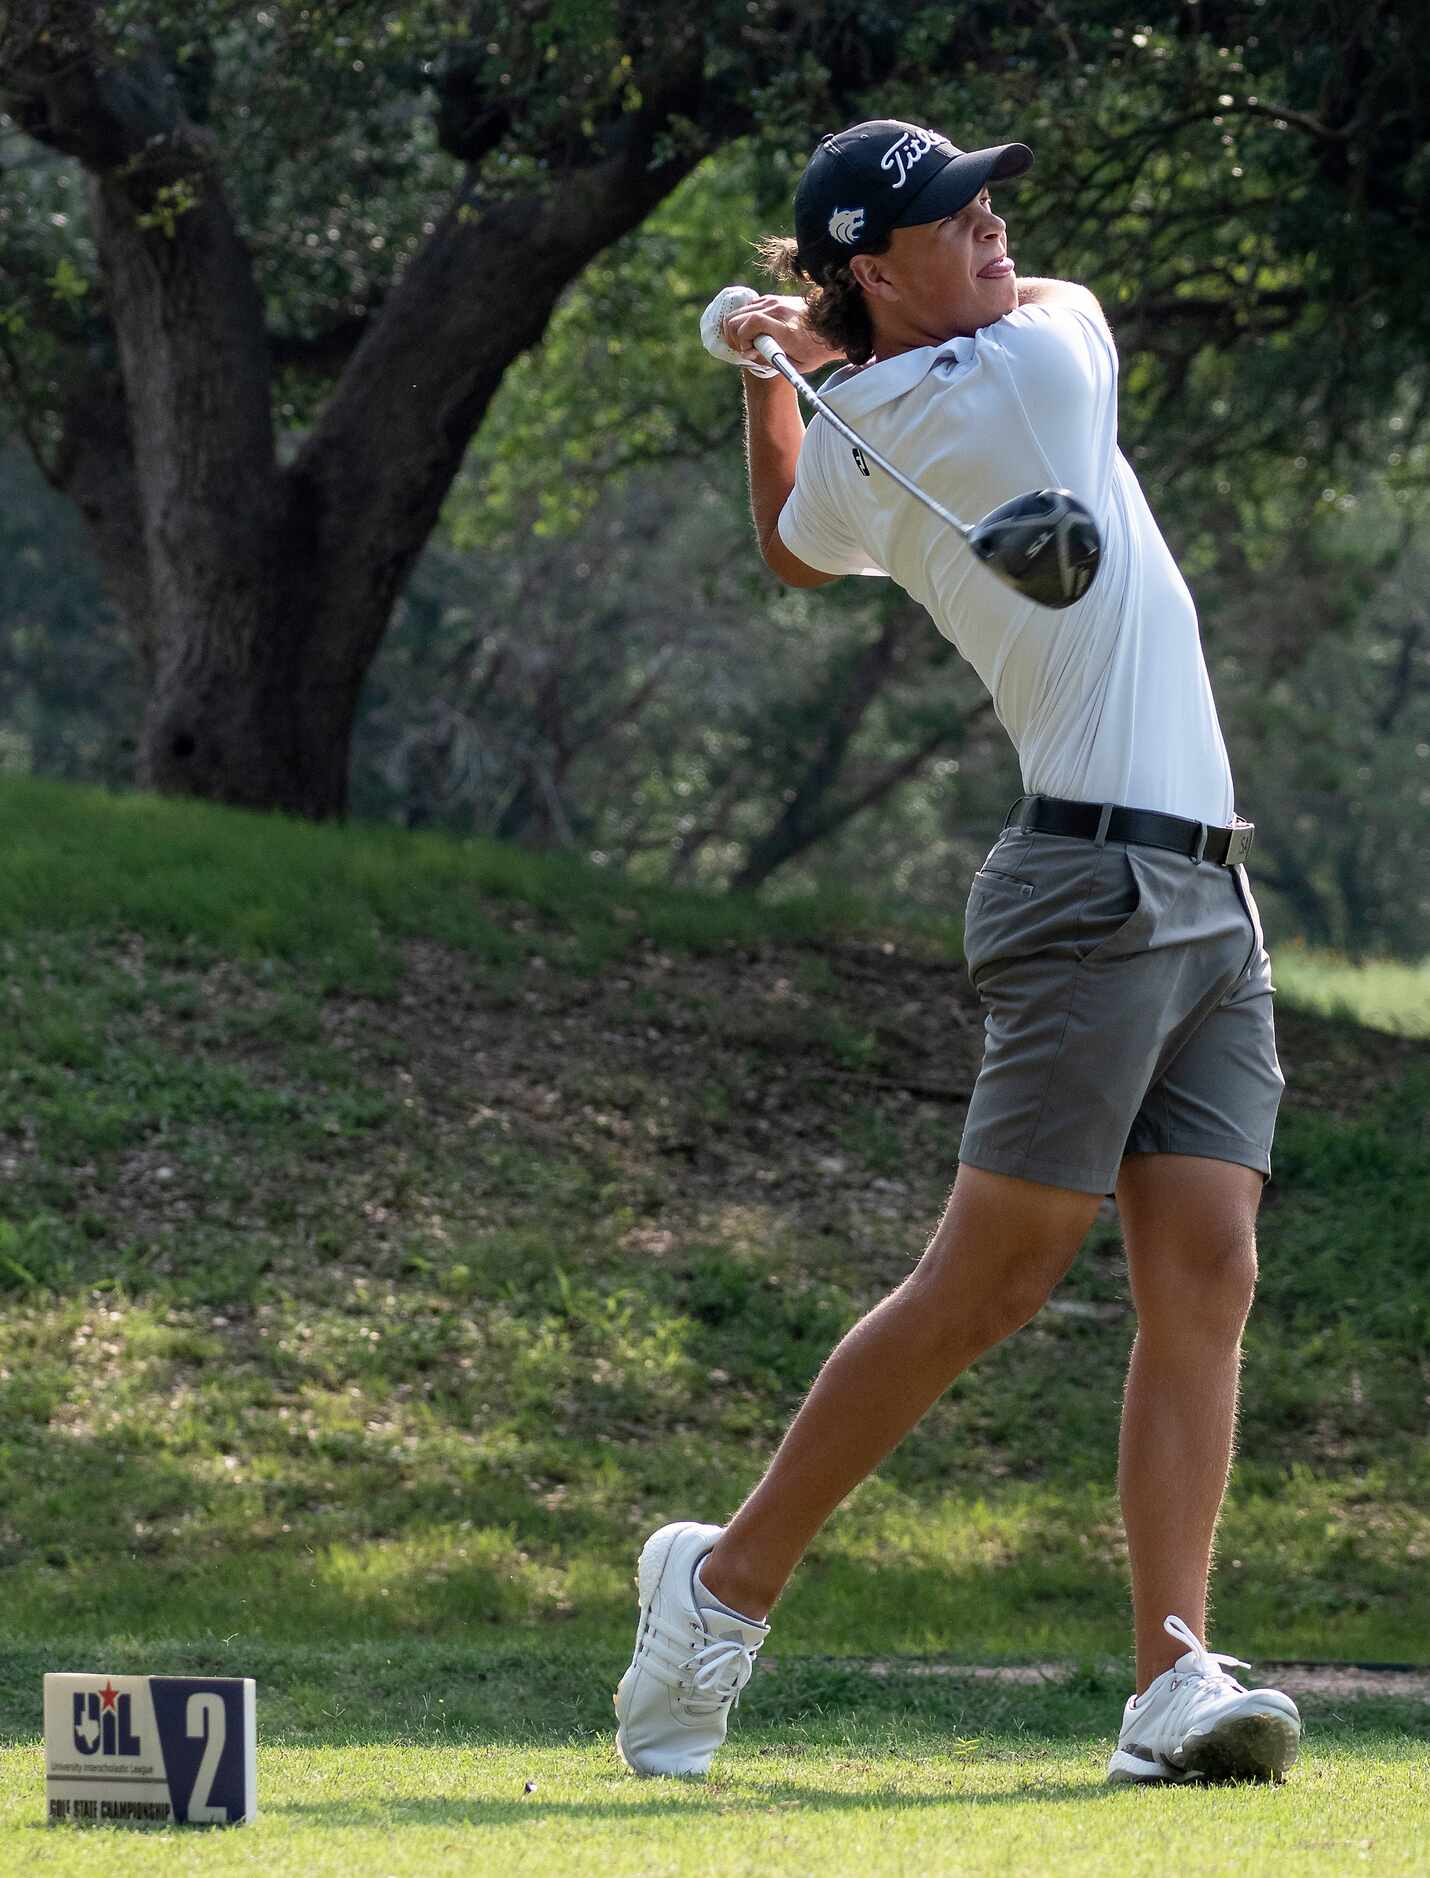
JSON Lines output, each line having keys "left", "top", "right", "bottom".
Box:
{"left": 2, "top": 10, "right": 283, "bottom": 681}
{"left": 832, "top": 697, "right": 996, "bottom": 831}
{"left": 1234, "top": 99, "right": 1358, "bottom": 142}
{"left": 0, "top": 5, "right": 184, "bottom": 168}
{"left": 1374, "top": 609, "right": 1426, "bottom": 736}
{"left": 731, "top": 613, "right": 918, "bottom": 894}
{"left": 290, "top": 55, "right": 718, "bottom": 680}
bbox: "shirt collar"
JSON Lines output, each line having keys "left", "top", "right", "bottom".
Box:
{"left": 818, "top": 331, "right": 979, "bottom": 422}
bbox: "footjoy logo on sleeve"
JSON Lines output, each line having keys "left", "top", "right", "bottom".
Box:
{"left": 828, "top": 207, "right": 865, "bottom": 245}
{"left": 880, "top": 128, "right": 937, "bottom": 188}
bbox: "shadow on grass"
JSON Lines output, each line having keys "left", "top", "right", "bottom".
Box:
{"left": 5, "top": 1631, "right": 1426, "bottom": 1762}
{"left": 0, "top": 1426, "right": 1139, "bottom": 1660}
{"left": 5, "top": 1780, "right": 1124, "bottom": 1839}
{"left": 13, "top": 1414, "right": 1424, "bottom": 1664}
{"left": 273, "top": 1777, "right": 1126, "bottom": 1828}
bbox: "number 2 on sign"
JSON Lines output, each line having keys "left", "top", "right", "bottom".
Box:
{"left": 186, "top": 1693, "right": 228, "bottom": 1823}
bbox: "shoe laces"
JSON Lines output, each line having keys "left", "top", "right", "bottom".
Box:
{"left": 1162, "top": 1613, "right": 1250, "bottom": 1692}
{"left": 682, "top": 1633, "right": 758, "bottom": 1712}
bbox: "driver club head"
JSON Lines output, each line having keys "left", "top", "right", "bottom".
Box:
{"left": 967, "top": 488, "right": 1102, "bottom": 609}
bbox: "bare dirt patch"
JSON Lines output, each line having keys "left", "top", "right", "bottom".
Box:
{"left": 46, "top": 923, "right": 1428, "bottom": 1283}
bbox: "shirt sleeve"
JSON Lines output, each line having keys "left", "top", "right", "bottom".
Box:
{"left": 776, "top": 413, "right": 887, "bottom": 579}
{"left": 979, "top": 301, "right": 1120, "bottom": 512}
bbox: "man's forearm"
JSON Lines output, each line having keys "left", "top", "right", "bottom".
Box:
{"left": 743, "top": 371, "right": 805, "bottom": 560}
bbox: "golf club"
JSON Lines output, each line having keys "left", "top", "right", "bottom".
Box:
{"left": 750, "top": 331, "right": 1102, "bottom": 610}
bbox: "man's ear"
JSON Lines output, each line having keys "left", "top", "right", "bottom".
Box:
{"left": 850, "top": 251, "right": 898, "bottom": 301}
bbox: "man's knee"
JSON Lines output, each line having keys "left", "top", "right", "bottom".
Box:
{"left": 982, "top": 1249, "right": 1080, "bottom": 1342}
{"left": 902, "top": 1252, "right": 1069, "bottom": 1358}
{"left": 1119, "top": 1159, "right": 1261, "bottom": 1339}
{"left": 912, "top": 1165, "right": 1099, "bottom": 1350}
{"left": 1133, "top": 1241, "right": 1256, "bottom": 1356}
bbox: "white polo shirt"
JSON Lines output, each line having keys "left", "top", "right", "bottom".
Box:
{"left": 777, "top": 303, "right": 1235, "bottom": 825}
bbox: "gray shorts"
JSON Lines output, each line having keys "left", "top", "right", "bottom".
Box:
{"left": 958, "top": 825, "right": 1285, "bottom": 1195}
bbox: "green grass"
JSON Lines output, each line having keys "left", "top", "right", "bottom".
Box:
{"left": 0, "top": 773, "right": 1426, "bottom": 1661}
{"left": 1, "top": 1646, "right": 1426, "bottom": 1872}
{"left": 6, "top": 1739, "right": 1427, "bottom": 1875}
{"left": 0, "top": 774, "right": 1427, "bottom": 1863}
{"left": 0, "top": 777, "right": 949, "bottom": 992}
{"left": 1273, "top": 943, "right": 1430, "bottom": 1038}
{"left": 2, "top": 1008, "right": 1423, "bottom": 1657}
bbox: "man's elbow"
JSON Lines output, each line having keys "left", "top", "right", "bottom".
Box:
{"left": 767, "top": 556, "right": 838, "bottom": 591}
{"left": 761, "top": 531, "right": 837, "bottom": 589}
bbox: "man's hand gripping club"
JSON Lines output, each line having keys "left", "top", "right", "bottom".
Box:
{"left": 700, "top": 285, "right": 845, "bottom": 377}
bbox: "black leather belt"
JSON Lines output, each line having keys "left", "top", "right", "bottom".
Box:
{"left": 1005, "top": 795, "right": 1255, "bottom": 868}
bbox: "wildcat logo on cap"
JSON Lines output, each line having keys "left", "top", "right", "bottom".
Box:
{"left": 880, "top": 127, "right": 937, "bottom": 188}
{"left": 827, "top": 207, "right": 865, "bottom": 244}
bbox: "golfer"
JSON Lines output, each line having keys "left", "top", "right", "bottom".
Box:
{"left": 615, "top": 120, "right": 1300, "bottom": 1785}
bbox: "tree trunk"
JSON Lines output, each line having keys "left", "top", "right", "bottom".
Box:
{"left": 116, "top": 124, "right": 720, "bottom": 817}
{"left": 135, "top": 588, "right": 364, "bottom": 818}
{"left": 53, "top": 363, "right": 369, "bottom": 817}
{"left": 1, "top": 5, "right": 906, "bottom": 821}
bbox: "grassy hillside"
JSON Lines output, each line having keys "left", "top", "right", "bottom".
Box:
{"left": 1, "top": 776, "right": 1427, "bottom": 1670}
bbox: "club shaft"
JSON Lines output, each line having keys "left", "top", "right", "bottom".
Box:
{"left": 752, "top": 334, "right": 972, "bottom": 542}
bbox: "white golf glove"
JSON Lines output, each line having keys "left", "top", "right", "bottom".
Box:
{"left": 700, "top": 284, "right": 778, "bottom": 377}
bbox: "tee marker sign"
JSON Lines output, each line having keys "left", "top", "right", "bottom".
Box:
{"left": 44, "top": 1673, "right": 256, "bottom": 1825}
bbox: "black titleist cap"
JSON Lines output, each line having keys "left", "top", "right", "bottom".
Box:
{"left": 794, "top": 119, "right": 1033, "bottom": 276}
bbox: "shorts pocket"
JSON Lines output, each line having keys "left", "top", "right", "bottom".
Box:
{"left": 1076, "top": 847, "right": 1150, "bottom": 962}
{"left": 963, "top": 864, "right": 1039, "bottom": 981}
{"left": 969, "top": 867, "right": 1035, "bottom": 901}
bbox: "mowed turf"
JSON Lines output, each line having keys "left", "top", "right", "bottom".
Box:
{"left": 3, "top": 1739, "right": 1426, "bottom": 1876}
{"left": 0, "top": 777, "right": 1427, "bottom": 1865}
{"left": 0, "top": 1648, "right": 1425, "bottom": 1874}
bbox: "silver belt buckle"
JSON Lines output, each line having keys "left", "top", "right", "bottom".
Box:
{"left": 1224, "top": 823, "right": 1255, "bottom": 867}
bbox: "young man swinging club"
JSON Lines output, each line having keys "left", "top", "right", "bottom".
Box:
{"left": 614, "top": 119, "right": 1300, "bottom": 1785}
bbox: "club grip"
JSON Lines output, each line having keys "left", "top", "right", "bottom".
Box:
{"left": 752, "top": 333, "right": 784, "bottom": 365}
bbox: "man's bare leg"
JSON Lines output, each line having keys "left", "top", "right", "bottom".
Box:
{"left": 699, "top": 1164, "right": 1102, "bottom": 1621}
{"left": 1114, "top": 1153, "right": 1262, "bottom": 1691}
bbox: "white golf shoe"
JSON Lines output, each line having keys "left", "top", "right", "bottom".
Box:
{"left": 614, "top": 1521, "right": 768, "bottom": 1776}
{"left": 1108, "top": 1613, "right": 1302, "bottom": 1784}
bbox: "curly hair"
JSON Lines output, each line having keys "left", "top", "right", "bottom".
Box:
{"left": 754, "top": 232, "right": 890, "bottom": 368}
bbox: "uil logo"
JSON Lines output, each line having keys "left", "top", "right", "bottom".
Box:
{"left": 74, "top": 1682, "right": 142, "bottom": 1757}
{"left": 880, "top": 127, "right": 937, "bottom": 188}
{"left": 827, "top": 207, "right": 865, "bottom": 245}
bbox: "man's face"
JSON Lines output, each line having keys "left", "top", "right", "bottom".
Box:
{"left": 854, "top": 189, "right": 1017, "bottom": 351}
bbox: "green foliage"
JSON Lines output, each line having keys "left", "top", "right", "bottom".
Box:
{"left": 0, "top": 1, "right": 927, "bottom": 440}
{"left": 446, "top": 146, "right": 778, "bottom": 544}
{"left": 447, "top": 4, "right": 1430, "bottom": 542}
{"left": 4, "top": 3, "right": 1427, "bottom": 499}
{"left": 45, "top": 255, "right": 88, "bottom": 303}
